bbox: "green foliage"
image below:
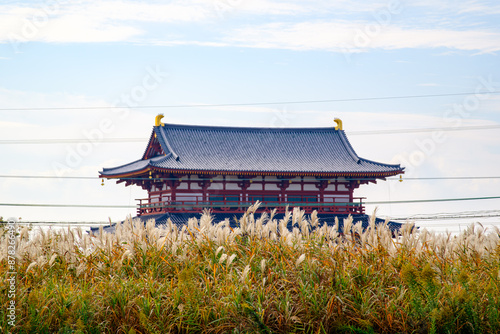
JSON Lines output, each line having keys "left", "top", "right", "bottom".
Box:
{"left": 1, "top": 207, "right": 500, "bottom": 333}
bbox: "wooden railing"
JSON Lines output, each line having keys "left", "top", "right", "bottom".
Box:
{"left": 136, "top": 196, "right": 365, "bottom": 215}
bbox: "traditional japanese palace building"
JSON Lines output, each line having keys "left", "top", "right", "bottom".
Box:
{"left": 100, "top": 115, "right": 404, "bottom": 225}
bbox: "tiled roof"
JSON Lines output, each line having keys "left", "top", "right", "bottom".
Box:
{"left": 101, "top": 123, "right": 404, "bottom": 176}
{"left": 90, "top": 213, "right": 404, "bottom": 234}
{"left": 150, "top": 213, "right": 403, "bottom": 231}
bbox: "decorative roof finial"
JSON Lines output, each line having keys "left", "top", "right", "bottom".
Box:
{"left": 155, "top": 114, "right": 165, "bottom": 127}
{"left": 334, "top": 118, "right": 343, "bottom": 131}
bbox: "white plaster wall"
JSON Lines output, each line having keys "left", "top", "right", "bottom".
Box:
{"left": 247, "top": 183, "right": 263, "bottom": 191}
{"left": 226, "top": 183, "right": 241, "bottom": 190}
{"left": 338, "top": 184, "right": 348, "bottom": 191}
{"left": 191, "top": 183, "right": 202, "bottom": 190}
{"left": 264, "top": 183, "right": 280, "bottom": 191}
{"left": 207, "top": 183, "right": 224, "bottom": 190}
{"left": 225, "top": 176, "right": 239, "bottom": 182}
{"left": 303, "top": 184, "right": 317, "bottom": 191}
{"left": 325, "top": 184, "right": 336, "bottom": 191}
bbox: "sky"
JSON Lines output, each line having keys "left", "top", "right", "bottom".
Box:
{"left": 1, "top": 0, "right": 499, "bottom": 233}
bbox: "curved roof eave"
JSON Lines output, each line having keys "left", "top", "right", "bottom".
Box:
{"left": 100, "top": 155, "right": 169, "bottom": 177}
{"left": 103, "top": 166, "right": 403, "bottom": 179}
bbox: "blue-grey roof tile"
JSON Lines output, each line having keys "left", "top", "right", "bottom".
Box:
{"left": 101, "top": 123, "right": 403, "bottom": 176}
{"left": 90, "top": 213, "right": 403, "bottom": 234}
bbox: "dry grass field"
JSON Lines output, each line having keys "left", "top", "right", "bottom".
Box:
{"left": 1, "top": 204, "right": 500, "bottom": 333}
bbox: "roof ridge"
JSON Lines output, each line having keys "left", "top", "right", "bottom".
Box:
{"left": 155, "top": 126, "right": 179, "bottom": 161}
{"left": 141, "top": 130, "right": 156, "bottom": 160}
{"left": 161, "top": 122, "right": 336, "bottom": 132}
{"left": 338, "top": 130, "right": 360, "bottom": 163}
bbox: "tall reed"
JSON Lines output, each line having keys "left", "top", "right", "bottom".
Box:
{"left": 1, "top": 206, "right": 499, "bottom": 333}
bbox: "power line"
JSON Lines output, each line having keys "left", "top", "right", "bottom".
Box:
{"left": 0, "top": 203, "right": 134, "bottom": 208}
{"left": 1, "top": 175, "right": 500, "bottom": 181}
{"left": 391, "top": 214, "right": 500, "bottom": 221}
{"left": 349, "top": 124, "right": 500, "bottom": 135}
{"left": 392, "top": 176, "right": 500, "bottom": 181}
{"left": 387, "top": 209, "right": 500, "bottom": 221}
{"left": 1, "top": 195, "right": 500, "bottom": 209}
{"left": 1, "top": 91, "right": 499, "bottom": 111}
{"left": 366, "top": 196, "right": 500, "bottom": 205}
{"left": 1, "top": 124, "right": 499, "bottom": 145}
{"left": 411, "top": 209, "right": 500, "bottom": 216}
{"left": 0, "top": 138, "right": 146, "bottom": 144}
{"left": 0, "top": 175, "right": 98, "bottom": 180}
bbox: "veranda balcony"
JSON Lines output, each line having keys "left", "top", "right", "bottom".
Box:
{"left": 136, "top": 194, "right": 365, "bottom": 216}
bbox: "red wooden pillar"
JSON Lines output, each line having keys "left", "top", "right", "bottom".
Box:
{"left": 168, "top": 177, "right": 181, "bottom": 205}
{"left": 315, "top": 180, "right": 328, "bottom": 213}
{"left": 237, "top": 177, "right": 251, "bottom": 210}
{"left": 346, "top": 179, "right": 363, "bottom": 213}
{"left": 197, "top": 179, "right": 211, "bottom": 203}
{"left": 347, "top": 180, "right": 360, "bottom": 202}
{"left": 278, "top": 179, "right": 290, "bottom": 212}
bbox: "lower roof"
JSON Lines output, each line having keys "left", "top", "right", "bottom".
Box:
{"left": 90, "top": 213, "right": 403, "bottom": 233}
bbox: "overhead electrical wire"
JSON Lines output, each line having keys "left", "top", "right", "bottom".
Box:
{"left": 348, "top": 124, "right": 500, "bottom": 135}
{"left": 1, "top": 91, "right": 500, "bottom": 111}
{"left": 1, "top": 195, "right": 500, "bottom": 209}
{"left": 0, "top": 175, "right": 97, "bottom": 180}
{"left": 1, "top": 124, "right": 499, "bottom": 145}
{"left": 0, "top": 138, "right": 146, "bottom": 144}
{"left": 366, "top": 195, "right": 500, "bottom": 205}
{"left": 7, "top": 211, "right": 500, "bottom": 224}
{"left": 1, "top": 175, "right": 500, "bottom": 182}
{"left": 386, "top": 209, "right": 500, "bottom": 221}
{"left": 1, "top": 175, "right": 500, "bottom": 181}
{"left": 394, "top": 176, "right": 500, "bottom": 181}
{"left": 389, "top": 213, "right": 500, "bottom": 221}
{"left": 0, "top": 203, "right": 134, "bottom": 208}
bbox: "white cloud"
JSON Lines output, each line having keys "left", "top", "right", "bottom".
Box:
{"left": 456, "top": 2, "right": 500, "bottom": 15}
{"left": 412, "top": 0, "right": 500, "bottom": 16}
{"left": 0, "top": 87, "right": 112, "bottom": 115}
{"left": 0, "top": 0, "right": 302, "bottom": 44}
{"left": 150, "top": 40, "right": 230, "bottom": 47}
{"left": 0, "top": 0, "right": 498, "bottom": 53}
{"left": 0, "top": 1, "right": 211, "bottom": 44}
{"left": 417, "top": 83, "right": 439, "bottom": 87}
{"left": 223, "top": 22, "right": 500, "bottom": 53}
